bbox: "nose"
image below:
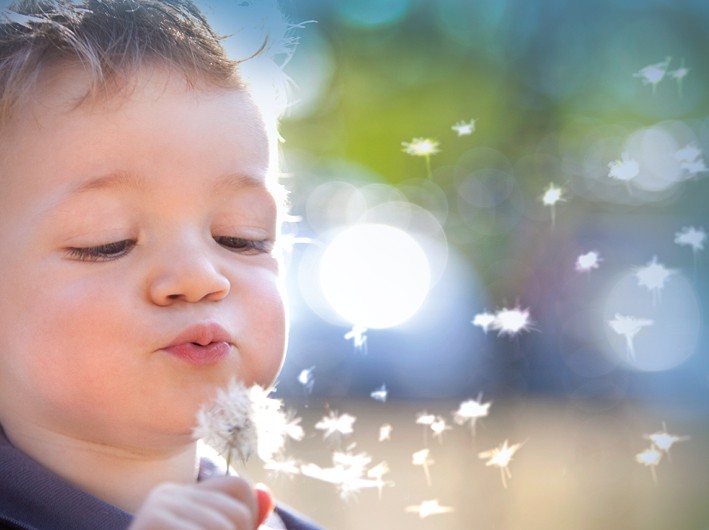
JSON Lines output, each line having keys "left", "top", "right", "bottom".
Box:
{"left": 147, "top": 242, "right": 230, "bottom": 305}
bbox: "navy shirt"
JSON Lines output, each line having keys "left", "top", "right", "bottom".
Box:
{"left": 0, "top": 428, "right": 323, "bottom": 530}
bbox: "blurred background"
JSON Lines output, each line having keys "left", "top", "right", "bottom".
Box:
{"left": 210, "top": 1, "right": 709, "bottom": 528}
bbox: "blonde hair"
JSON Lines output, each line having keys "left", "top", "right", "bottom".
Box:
{"left": 0, "top": 0, "right": 246, "bottom": 125}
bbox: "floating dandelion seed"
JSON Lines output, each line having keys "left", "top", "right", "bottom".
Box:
{"left": 575, "top": 251, "right": 602, "bottom": 273}
{"left": 416, "top": 411, "right": 436, "bottom": 444}
{"left": 315, "top": 411, "right": 356, "bottom": 439}
{"left": 402, "top": 137, "right": 440, "bottom": 178}
{"left": 263, "top": 456, "right": 302, "bottom": 478}
{"left": 541, "top": 183, "right": 565, "bottom": 228}
{"left": 430, "top": 416, "right": 451, "bottom": 443}
{"left": 608, "top": 153, "right": 640, "bottom": 185}
{"left": 193, "top": 380, "right": 297, "bottom": 470}
{"left": 405, "top": 499, "right": 455, "bottom": 519}
{"left": 479, "top": 439, "right": 524, "bottom": 488}
{"left": 492, "top": 306, "right": 533, "bottom": 338}
{"left": 452, "top": 119, "right": 476, "bottom": 137}
{"left": 301, "top": 450, "right": 389, "bottom": 498}
{"left": 675, "top": 226, "right": 705, "bottom": 276}
{"left": 453, "top": 394, "right": 492, "bottom": 437}
{"left": 412, "top": 448, "right": 435, "bottom": 486}
{"left": 633, "top": 56, "right": 672, "bottom": 93}
{"left": 608, "top": 313, "right": 653, "bottom": 360}
{"left": 378, "top": 424, "right": 393, "bottom": 442}
{"left": 297, "top": 366, "right": 315, "bottom": 394}
{"left": 675, "top": 142, "right": 707, "bottom": 178}
{"left": 635, "top": 256, "right": 675, "bottom": 304}
{"left": 636, "top": 446, "right": 663, "bottom": 485}
{"left": 367, "top": 462, "right": 392, "bottom": 499}
{"left": 370, "top": 384, "right": 388, "bottom": 403}
{"left": 644, "top": 422, "right": 690, "bottom": 455}
{"left": 472, "top": 311, "right": 496, "bottom": 334}
{"left": 344, "top": 325, "right": 368, "bottom": 353}
{"left": 670, "top": 58, "right": 689, "bottom": 97}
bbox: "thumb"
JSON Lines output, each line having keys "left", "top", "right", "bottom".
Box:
{"left": 254, "top": 483, "right": 274, "bottom": 528}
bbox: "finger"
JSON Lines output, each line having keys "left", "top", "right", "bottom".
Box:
{"left": 197, "top": 476, "right": 258, "bottom": 526}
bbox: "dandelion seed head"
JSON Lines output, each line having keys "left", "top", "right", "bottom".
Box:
{"left": 479, "top": 439, "right": 523, "bottom": 469}
{"left": 402, "top": 137, "right": 440, "bottom": 157}
{"left": 344, "top": 325, "right": 368, "bottom": 350}
{"left": 193, "top": 380, "right": 257, "bottom": 464}
{"left": 297, "top": 366, "right": 315, "bottom": 391}
{"left": 644, "top": 424, "right": 690, "bottom": 452}
{"left": 675, "top": 143, "right": 702, "bottom": 163}
{"left": 452, "top": 119, "right": 476, "bottom": 137}
{"left": 405, "top": 499, "right": 455, "bottom": 519}
{"left": 416, "top": 411, "right": 436, "bottom": 426}
{"left": 430, "top": 416, "right": 451, "bottom": 441}
{"left": 576, "top": 251, "right": 602, "bottom": 272}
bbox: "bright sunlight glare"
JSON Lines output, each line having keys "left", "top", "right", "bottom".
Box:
{"left": 319, "top": 224, "right": 431, "bottom": 329}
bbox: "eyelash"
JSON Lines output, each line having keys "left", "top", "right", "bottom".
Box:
{"left": 65, "top": 237, "right": 272, "bottom": 262}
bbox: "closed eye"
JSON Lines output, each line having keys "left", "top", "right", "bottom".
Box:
{"left": 65, "top": 239, "right": 136, "bottom": 262}
{"left": 214, "top": 236, "right": 273, "bottom": 255}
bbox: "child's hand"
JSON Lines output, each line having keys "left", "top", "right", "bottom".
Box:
{"left": 128, "top": 477, "right": 274, "bottom": 530}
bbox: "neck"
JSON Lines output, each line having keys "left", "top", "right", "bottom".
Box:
{"left": 3, "top": 421, "right": 198, "bottom": 513}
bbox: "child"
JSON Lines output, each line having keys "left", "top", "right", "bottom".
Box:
{"left": 0, "top": 0, "right": 322, "bottom": 528}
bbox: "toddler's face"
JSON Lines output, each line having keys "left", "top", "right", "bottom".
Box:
{"left": 0, "top": 67, "right": 286, "bottom": 450}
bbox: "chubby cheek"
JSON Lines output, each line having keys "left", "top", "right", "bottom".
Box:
{"left": 238, "top": 274, "right": 287, "bottom": 389}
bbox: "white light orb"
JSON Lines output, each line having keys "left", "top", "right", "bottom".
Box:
{"left": 319, "top": 224, "right": 431, "bottom": 329}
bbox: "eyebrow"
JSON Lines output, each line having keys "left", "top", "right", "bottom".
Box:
{"left": 66, "top": 170, "right": 268, "bottom": 196}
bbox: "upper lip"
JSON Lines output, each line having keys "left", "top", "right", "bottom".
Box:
{"left": 165, "top": 322, "right": 232, "bottom": 348}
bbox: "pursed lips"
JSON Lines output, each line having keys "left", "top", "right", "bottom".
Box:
{"left": 163, "top": 322, "right": 233, "bottom": 366}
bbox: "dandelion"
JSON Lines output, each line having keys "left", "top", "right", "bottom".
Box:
{"left": 402, "top": 137, "right": 440, "bottom": 178}
{"left": 492, "top": 306, "right": 533, "bottom": 338}
{"left": 633, "top": 57, "right": 672, "bottom": 93}
{"left": 378, "top": 424, "right": 393, "bottom": 442}
{"left": 472, "top": 311, "right": 496, "bottom": 334}
{"left": 635, "top": 256, "right": 675, "bottom": 304}
{"left": 315, "top": 411, "right": 356, "bottom": 439}
{"left": 405, "top": 499, "right": 455, "bottom": 519}
{"left": 416, "top": 411, "right": 436, "bottom": 444}
{"left": 608, "top": 313, "right": 653, "bottom": 360}
{"left": 636, "top": 446, "right": 663, "bottom": 485}
{"left": 452, "top": 119, "right": 476, "bottom": 137}
{"left": 541, "top": 183, "right": 565, "bottom": 228}
{"left": 193, "top": 380, "right": 300, "bottom": 471}
{"left": 479, "top": 439, "right": 524, "bottom": 488}
{"left": 344, "top": 325, "right": 368, "bottom": 353}
{"left": 675, "top": 143, "right": 702, "bottom": 165}
{"left": 575, "top": 251, "right": 602, "bottom": 273}
{"left": 370, "top": 384, "right": 388, "bottom": 403}
{"left": 608, "top": 153, "right": 640, "bottom": 186}
{"left": 412, "top": 448, "right": 434, "bottom": 486}
{"left": 453, "top": 394, "right": 492, "bottom": 437}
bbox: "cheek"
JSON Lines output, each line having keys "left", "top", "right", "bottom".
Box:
{"left": 238, "top": 273, "right": 287, "bottom": 387}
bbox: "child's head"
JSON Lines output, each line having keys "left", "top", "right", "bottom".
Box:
{"left": 0, "top": 0, "right": 288, "bottom": 452}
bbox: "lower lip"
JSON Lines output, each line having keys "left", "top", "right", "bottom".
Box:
{"left": 164, "top": 342, "right": 231, "bottom": 366}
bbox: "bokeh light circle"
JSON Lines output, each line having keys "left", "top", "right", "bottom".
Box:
{"left": 318, "top": 224, "right": 431, "bottom": 329}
